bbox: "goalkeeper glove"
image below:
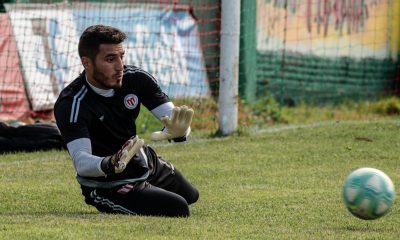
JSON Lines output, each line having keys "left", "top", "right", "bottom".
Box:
{"left": 150, "top": 105, "right": 194, "bottom": 141}
{"left": 101, "top": 136, "right": 144, "bottom": 174}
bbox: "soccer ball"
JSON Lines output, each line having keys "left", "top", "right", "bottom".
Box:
{"left": 342, "top": 167, "right": 395, "bottom": 220}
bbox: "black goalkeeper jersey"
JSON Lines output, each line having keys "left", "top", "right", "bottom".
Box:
{"left": 54, "top": 65, "right": 170, "bottom": 157}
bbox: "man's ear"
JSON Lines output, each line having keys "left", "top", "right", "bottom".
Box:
{"left": 81, "top": 57, "right": 90, "bottom": 69}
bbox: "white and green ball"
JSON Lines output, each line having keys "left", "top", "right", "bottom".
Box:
{"left": 342, "top": 167, "right": 395, "bottom": 220}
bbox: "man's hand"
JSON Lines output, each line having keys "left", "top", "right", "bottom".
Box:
{"left": 101, "top": 136, "right": 145, "bottom": 174}
{"left": 150, "top": 106, "right": 194, "bottom": 141}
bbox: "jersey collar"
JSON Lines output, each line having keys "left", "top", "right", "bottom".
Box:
{"left": 85, "top": 74, "right": 115, "bottom": 97}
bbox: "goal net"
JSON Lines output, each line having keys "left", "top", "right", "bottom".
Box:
{"left": 0, "top": 0, "right": 220, "bottom": 132}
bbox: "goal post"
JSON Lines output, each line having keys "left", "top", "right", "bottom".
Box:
{"left": 218, "top": 0, "right": 240, "bottom": 135}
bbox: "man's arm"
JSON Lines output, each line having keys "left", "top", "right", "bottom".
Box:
{"left": 67, "top": 138, "right": 104, "bottom": 177}
{"left": 134, "top": 69, "right": 193, "bottom": 142}
{"left": 67, "top": 137, "right": 144, "bottom": 177}
{"left": 150, "top": 102, "right": 175, "bottom": 120}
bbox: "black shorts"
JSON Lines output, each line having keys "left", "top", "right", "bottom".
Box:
{"left": 80, "top": 147, "right": 199, "bottom": 217}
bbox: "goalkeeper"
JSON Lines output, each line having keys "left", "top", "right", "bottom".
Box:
{"left": 54, "top": 25, "right": 199, "bottom": 217}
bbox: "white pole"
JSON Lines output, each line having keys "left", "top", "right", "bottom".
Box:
{"left": 218, "top": 0, "right": 240, "bottom": 135}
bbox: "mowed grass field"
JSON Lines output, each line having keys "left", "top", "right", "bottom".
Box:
{"left": 0, "top": 118, "right": 399, "bottom": 239}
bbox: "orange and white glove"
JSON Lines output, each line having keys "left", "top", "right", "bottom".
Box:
{"left": 101, "top": 136, "right": 144, "bottom": 174}
{"left": 150, "top": 106, "right": 194, "bottom": 141}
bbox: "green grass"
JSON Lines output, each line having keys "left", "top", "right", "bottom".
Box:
{"left": 0, "top": 119, "right": 399, "bottom": 239}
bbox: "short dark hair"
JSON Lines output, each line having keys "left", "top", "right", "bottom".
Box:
{"left": 78, "top": 25, "right": 127, "bottom": 60}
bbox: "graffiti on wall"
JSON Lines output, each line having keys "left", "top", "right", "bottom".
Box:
{"left": 257, "top": 0, "right": 399, "bottom": 59}
{"left": 263, "top": 0, "right": 383, "bottom": 36}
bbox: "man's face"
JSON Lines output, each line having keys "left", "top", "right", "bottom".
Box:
{"left": 83, "top": 43, "right": 125, "bottom": 89}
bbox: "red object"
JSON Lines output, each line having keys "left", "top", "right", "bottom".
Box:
{"left": 0, "top": 13, "right": 31, "bottom": 121}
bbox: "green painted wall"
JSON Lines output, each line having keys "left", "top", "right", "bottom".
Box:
{"left": 257, "top": 51, "right": 398, "bottom": 105}
{"left": 239, "top": 0, "right": 257, "bottom": 103}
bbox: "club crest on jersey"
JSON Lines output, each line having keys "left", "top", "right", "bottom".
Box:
{"left": 124, "top": 94, "right": 138, "bottom": 110}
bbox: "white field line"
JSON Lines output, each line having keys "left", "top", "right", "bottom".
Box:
{"left": 252, "top": 118, "right": 400, "bottom": 134}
